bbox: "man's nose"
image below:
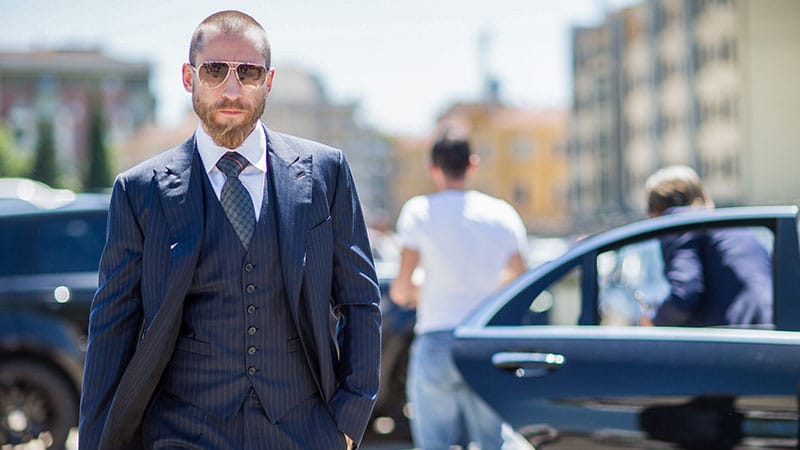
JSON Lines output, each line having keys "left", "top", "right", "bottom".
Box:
{"left": 221, "top": 69, "right": 243, "bottom": 98}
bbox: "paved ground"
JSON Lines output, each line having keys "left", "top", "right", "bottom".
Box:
{"left": 39, "top": 429, "right": 413, "bottom": 450}
{"left": 31, "top": 428, "right": 527, "bottom": 449}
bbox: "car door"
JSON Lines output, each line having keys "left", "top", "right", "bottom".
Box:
{"left": 453, "top": 214, "right": 800, "bottom": 449}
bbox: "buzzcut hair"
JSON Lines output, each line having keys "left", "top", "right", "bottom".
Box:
{"left": 645, "top": 165, "right": 710, "bottom": 216}
{"left": 431, "top": 130, "right": 472, "bottom": 180}
{"left": 189, "top": 10, "right": 271, "bottom": 67}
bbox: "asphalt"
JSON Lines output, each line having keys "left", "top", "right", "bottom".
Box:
{"left": 49, "top": 429, "right": 414, "bottom": 450}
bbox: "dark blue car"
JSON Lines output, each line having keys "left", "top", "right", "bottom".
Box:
{"left": 452, "top": 206, "right": 800, "bottom": 449}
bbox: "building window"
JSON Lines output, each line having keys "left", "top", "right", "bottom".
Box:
{"left": 511, "top": 137, "right": 534, "bottom": 160}
{"left": 513, "top": 183, "right": 529, "bottom": 205}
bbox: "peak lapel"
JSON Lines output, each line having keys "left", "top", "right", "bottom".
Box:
{"left": 268, "top": 131, "right": 312, "bottom": 318}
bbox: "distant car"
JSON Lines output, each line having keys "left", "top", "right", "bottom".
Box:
{"left": 452, "top": 206, "right": 800, "bottom": 449}
{"left": 0, "top": 178, "right": 76, "bottom": 212}
{"left": 0, "top": 197, "right": 109, "bottom": 447}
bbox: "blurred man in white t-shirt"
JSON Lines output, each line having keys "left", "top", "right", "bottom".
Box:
{"left": 391, "top": 131, "right": 527, "bottom": 450}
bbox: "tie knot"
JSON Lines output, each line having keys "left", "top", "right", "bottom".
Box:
{"left": 216, "top": 152, "right": 249, "bottom": 178}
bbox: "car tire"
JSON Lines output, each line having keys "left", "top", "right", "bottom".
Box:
{"left": 0, "top": 359, "right": 77, "bottom": 449}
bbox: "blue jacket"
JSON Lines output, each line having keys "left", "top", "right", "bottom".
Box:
{"left": 79, "top": 129, "right": 381, "bottom": 449}
{"left": 653, "top": 208, "right": 773, "bottom": 327}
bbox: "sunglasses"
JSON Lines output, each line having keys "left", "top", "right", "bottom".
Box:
{"left": 190, "top": 61, "right": 269, "bottom": 90}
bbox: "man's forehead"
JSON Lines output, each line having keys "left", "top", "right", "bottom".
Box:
{"left": 198, "top": 32, "right": 266, "bottom": 64}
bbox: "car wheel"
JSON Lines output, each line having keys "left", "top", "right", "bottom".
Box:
{"left": 0, "top": 359, "right": 77, "bottom": 449}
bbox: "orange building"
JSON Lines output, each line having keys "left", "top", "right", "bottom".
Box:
{"left": 388, "top": 134, "right": 434, "bottom": 224}
{"left": 436, "top": 103, "right": 570, "bottom": 236}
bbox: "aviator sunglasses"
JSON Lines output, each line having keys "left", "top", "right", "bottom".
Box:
{"left": 190, "top": 61, "right": 269, "bottom": 89}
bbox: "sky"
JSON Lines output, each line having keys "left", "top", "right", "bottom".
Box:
{"left": 2, "top": 0, "right": 638, "bottom": 136}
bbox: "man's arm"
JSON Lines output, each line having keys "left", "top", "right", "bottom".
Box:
{"left": 327, "top": 151, "right": 382, "bottom": 447}
{"left": 498, "top": 251, "right": 526, "bottom": 288}
{"left": 389, "top": 247, "right": 420, "bottom": 308}
{"left": 651, "top": 232, "right": 705, "bottom": 326}
{"left": 79, "top": 177, "right": 145, "bottom": 449}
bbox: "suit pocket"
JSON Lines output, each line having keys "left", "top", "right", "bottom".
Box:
{"left": 309, "top": 214, "right": 332, "bottom": 231}
{"left": 174, "top": 336, "right": 213, "bottom": 355}
{"left": 287, "top": 336, "right": 302, "bottom": 353}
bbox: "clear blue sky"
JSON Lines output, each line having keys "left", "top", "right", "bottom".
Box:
{"left": 2, "top": 0, "right": 637, "bottom": 136}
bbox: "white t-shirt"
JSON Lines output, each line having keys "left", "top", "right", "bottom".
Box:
{"left": 396, "top": 189, "right": 527, "bottom": 333}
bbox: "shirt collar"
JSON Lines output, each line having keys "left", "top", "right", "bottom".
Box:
{"left": 196, "top": 121, "right": 268, "bottom": 174}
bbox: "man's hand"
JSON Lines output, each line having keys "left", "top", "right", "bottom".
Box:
{"left": 389, "top": 247, "right": 420, "bottom": 309}
{"left": 344, "top": 433, "right": 355, "bottom": 450}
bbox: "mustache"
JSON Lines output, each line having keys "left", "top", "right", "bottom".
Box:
{"left": 213, "top": 99, "right": 247, "bottom": 110}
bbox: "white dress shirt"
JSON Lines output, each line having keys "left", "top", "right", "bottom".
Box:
{"left": 195, "top": 122, "right": 268, "bottom": 220}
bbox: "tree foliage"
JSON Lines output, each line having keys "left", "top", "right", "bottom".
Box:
{"left": 0, "top": 123, "right": 30, "bottom": 177}
{"left": 84, "top": 92, "right": 113, "bottom": 191}
{"left": 29, "top": 116, "right": 59, "bottom": 186}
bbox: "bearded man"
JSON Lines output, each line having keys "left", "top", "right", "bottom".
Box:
{"left": 78, "top": 10, "right": 380, "bottom": 450}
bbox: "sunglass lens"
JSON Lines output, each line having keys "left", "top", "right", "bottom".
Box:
{"left": 237, "top": 64, "right": 266, "bottom": 87}
{"left": 200, "top": 62, "right": 229, "bottom": 87}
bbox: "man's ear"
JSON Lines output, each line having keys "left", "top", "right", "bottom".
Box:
{"left": 465, "top": 154, "right": 480, "bottom": 176}
{"left": 265, "top": 67, "right": 275, "bottom": 93}
{"left": 182, "top": 63, "right": 194, "bottom": 93}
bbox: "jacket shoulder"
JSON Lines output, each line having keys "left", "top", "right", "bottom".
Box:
{"left": 117, "top": 136, "right": 195, "bottom": 184}
{"left": 269, "top": 129, "right": 342, "bottom": 161}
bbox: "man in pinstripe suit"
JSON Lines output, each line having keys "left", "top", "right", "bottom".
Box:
{"left": 78, "top": 10, "right": 380, "bottom": 450}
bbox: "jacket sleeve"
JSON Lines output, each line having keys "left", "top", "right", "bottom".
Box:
{"left": 78, "top": 176, "right": 145, "bottom": 450}
{"left": 326, "top": 151, "right": 381, "bottom": 446}
{"left": 653, "top": 231, "right": 706, "bottom": 326}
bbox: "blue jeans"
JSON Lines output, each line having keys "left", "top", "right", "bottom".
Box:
{"left": 407, "top": 330, "right": 504, "bottom": 450}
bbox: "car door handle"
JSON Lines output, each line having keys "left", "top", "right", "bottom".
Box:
{"left": 491, "top": 351, "right": 566, "bottom": 378}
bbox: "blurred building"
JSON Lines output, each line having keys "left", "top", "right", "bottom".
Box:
{"left": 0, "top": 49, "right": 155, "bottom": 187}
{"left": 264, "top": 66, "right": 392, "bottom": 226}
{"left": 435, "top": 103, "right": 570, "bottom": 236}
{"left": 570, "top": 0, "right": 800, "bottom": 233}
{"left": 388, "top": 134, "right": 434, "bottom": 224}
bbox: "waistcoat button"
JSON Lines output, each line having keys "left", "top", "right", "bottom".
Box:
{"left": 248, "top": 326, "right": 257, "bottom": 335}
{"left": 248, "top": 366, "right": 256, "bottom": 376}
{"left": 246, "top": 284, "right": 256, "bottom": 293}
{"left": 244, "top": 263, "right": 254, "bottom": 272}
{"left": 247, "top": 305, "right": 256, "bottom": 314}
{"left": 248, "top": 346, "right": 257, "bottom": 355}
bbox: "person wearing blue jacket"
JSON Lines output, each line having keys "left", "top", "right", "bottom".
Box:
{"left": 644, "top": 166, "right": 773, "bottom": 327}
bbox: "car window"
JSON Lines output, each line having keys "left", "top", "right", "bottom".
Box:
{"left": 0, "top": 211, "right": 107, "bottom": 276}
{"left": 0, "top": 219, "right": 35, "bottom": 276}
{"left": 489, "top": 223, "right": 776, "bottom": 329}
{"left": 489, "top": 261, "right": 583, "bottom": 326}
{"left": 597, "top": 226, "right": 774, "bottom": 327}
{"left": 527, "top": 266, "right": 581, "bottom": 325}
{"left": 598, "top": 239, "right": 669, "bottom": 326}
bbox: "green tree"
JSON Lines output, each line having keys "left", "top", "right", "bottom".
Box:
{"left": 84, "top": 93, "right": 113, "bottom": 191}
{"left": 0, "top": 123, "right": 30, "bottom": 177}
{"left": 29, "top": 116, "right": 59, "bottom": 186}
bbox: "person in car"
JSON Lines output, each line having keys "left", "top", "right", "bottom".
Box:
{"left": 643, "top": 165, "right": 773, "bottom": 327}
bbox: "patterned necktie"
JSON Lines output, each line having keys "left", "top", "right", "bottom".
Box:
{"left": 216, "top": 151, "right": 256, "bottom": 248}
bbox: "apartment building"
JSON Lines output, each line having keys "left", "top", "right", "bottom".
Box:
{"left": 0, "top": 49, "right": 154, "bottom": 187}
{"left": 570, "top": 0, "right": 800, "bottom": 232}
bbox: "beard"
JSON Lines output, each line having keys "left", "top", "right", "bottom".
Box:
{"left": 193, "top": 92, "right": 266, "bottom": 149}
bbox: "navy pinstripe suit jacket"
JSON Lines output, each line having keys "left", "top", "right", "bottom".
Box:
{"left": 78, "top": 128, "right": 381, "bottom": 449}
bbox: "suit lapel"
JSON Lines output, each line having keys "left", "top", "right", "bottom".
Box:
{"left": 102, "top": 137, "right": 205, "bottom": 449}
{"left": 267, "top": 129, "right": 312, "bottom": 319}
{"left": 153, "top": 136, "right": 205, "bottom": 315}
{"left": 154, "top": 137, "right": 203, "bottom": 245}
